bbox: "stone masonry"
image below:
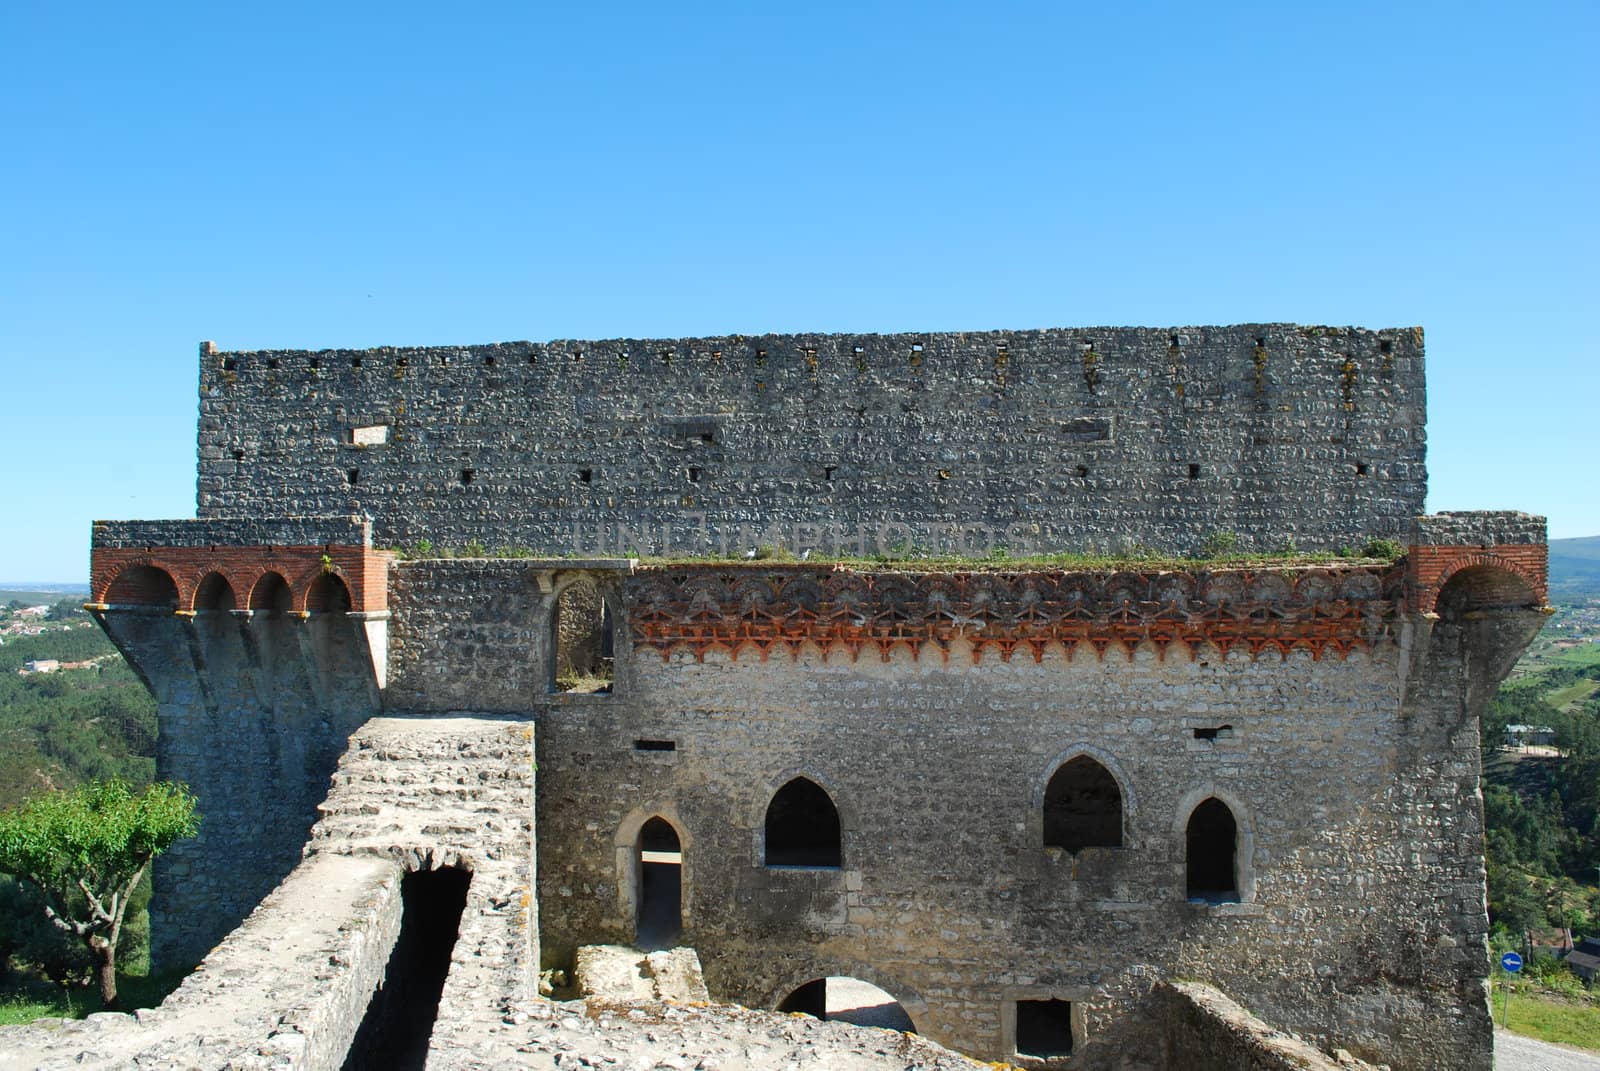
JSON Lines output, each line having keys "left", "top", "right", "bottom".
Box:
{"left": 33, "top": 325, "right": 1549, "bottom": 1069}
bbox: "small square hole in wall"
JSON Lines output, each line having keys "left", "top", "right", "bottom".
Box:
{"left": 700, "top": 431, "right": 715, "bottom": 444}
{"left": 1188, "top": 463, "right": 1201, "bottom": 480}
{"left": 1193, "top": 724, "right": 1233, "bottom": 741}
{"left": 347, "top": 468, "right": 359, "bottom": 486}
{"left": 460, "top": 468, "right": 475, "bottom": 486}
{"left": 688, "top": 466, "right": 702, "bottom": 483}
{"left": 1075, "top": 465, "right": 1089, "bottom": 479}
{"left": 309, "top": 357, "right": 321, "bottom": 370}
{"left": 577, "top": 468, "right": 593, "bottom": 484}
{"left": 351, "top": 356, "right": 363, "bottom": 368}
{"left": 912, "top": 343, "right": 924, "bottom": 353}
{"left": 396, "top": 355, "right": 408, "bottom": 369}
{"left": 634, "top": 739, "right": 675, "bottom": 752}
{"left": 267, "top": 358, "right": 279, "bottom": 370}
{"left": 222, "top": 357, "right": 237, "bottom": 372}
{"left": 824, "top": 465, "right": 837, "bottom": 481}
{"left": 1356, "top": 462, "right": 1369, "bottom": 476}
{"left": 1015, "top": 999, "right": 1074, "bottom": 1059}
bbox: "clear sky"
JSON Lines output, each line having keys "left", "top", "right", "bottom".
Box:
{"left": 2, "top": 2, "right": 1594, "bottom": 582}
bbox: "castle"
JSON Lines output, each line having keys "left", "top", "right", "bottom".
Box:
{"left": 31, "top": 327, "right": 1556, "bottom": 1068}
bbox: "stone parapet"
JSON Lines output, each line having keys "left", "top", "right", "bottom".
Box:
{"left": 1406, "top": 511, "right": 1549, "bottom": 614}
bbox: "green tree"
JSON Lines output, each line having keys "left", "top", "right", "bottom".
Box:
{"left": 0, "top": 780, "right": 197, "bottom": 1008}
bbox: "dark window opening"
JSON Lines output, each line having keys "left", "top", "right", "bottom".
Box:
{"left": 104, "top": 565, "right": 179, "bottom": 609}
{"left": 396, "top": 355, "right": 408, "bottom": 369}
{"left": 1187, "top": 463, "right": 1200, "bottom": 480}
{"left": 484, "top": 354, "right": 496, "bottom": 366}
{"left": 193, "top": 572, "right": 236, "bottom": 613}
{"left": 688, "top": 466, "right": 702, "bottom": 483}
{"left": 351, "top": 356, "right": 363, "bottom": 368}
{"left": 577, "top": 468, "right": 593, "bottom": 484}
{"left": 554, "top": 580, "right": 613, "bottom": 694}
{"left": 1186, "top": 797, "right": 1239, "bottom": 902}
{"left": 222, "top": 357, "right": 237, "bottom": 372}
{"left": 1192, "top": 725, "right": 1232, "bottom": 741}
{"left": 437, "top": 354, "right": 449, "bottom": 366}
{"left": 1043, "top": 756, "right": 1123, "bottom": 852}
{"left": 248, "top": 573, "right": 293, "bottom": 613}
{"left": 764, "top": 778, "right": 842, "bottom": 867}
{"left": 636, "top": 817, "right": 681, "bottom": 950}
{"left": 305, "top": 573, "right": 352, "bottom": 614}
{"left": 459, "top": 468, "right": 474, "bottom": 485}
{"left": 1016, "top": 999, "right": 1074, "bottom": 1058}
{"left": 1379, "top": 339, "right": 1393, "bottom": 355}
{"left": 232, "top": 447, "right": 245, "bottom": 461}
{"left": 700, "top": 431, "right": 715, "bottom": 444}
{"left": 1074, "top": 465, "right": 1089, "bottom": 479}
{"left": 1355, "top": 462, "right": 1369, "bottom": 476}
{"left": 778, "top": 978, "right": 915, "bottom": 1032}
{"left": 310, "top": 357, "right": 321, "bottom": 370}
{"left": 824, "top": 465, "right": 836, "bottom": 481}
{"left": 267, "top": 358, "right": 279, "bottom": 370}
{"left": 347, "top": 468, "right": 360, "bottom": 486}
{"left": 634, "top": 739, "right": 675, "bottom": 752}
{"left": 341, "top": 866, "right": 471, "bottom": 1071}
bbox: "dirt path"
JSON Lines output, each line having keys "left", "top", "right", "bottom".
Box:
{"left": 1498, "top": 1028, "right": 1600, "bottom": 1070}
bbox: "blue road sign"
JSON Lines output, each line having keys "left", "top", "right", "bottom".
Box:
{"left": 1501, "top": 952, "right": 1524, "bottom": 973}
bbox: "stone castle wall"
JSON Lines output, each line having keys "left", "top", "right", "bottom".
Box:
{"left": 196, "top": 325, "right": 1426, "bottom": 556}
{"left": 376, "top": 551, "right": 1543, "bottom": 1070}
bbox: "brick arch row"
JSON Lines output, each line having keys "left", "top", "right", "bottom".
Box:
{"left": 91, "top": 548, "right": 378, "bottom": 613}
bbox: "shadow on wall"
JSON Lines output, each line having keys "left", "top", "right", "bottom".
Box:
{"left": 342, "top": 866, "right": 472, "bottom": 1071}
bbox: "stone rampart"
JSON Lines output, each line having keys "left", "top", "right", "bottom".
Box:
{"left": 195, "top": 325, "right": 1426, "bottom": 556}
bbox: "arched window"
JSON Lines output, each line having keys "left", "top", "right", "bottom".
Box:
{"left": 193, "top": 572, "right": 237, "bottom": 613}
{"left": 553, "top": 578, "right": 613, "bottom": 694}
{"left": 1185, "top": 797, "right": 1238, "bottom": 902}
{"left": 778, "top": 977, "right": 915, "bottom": 1032}
{"left": 305, "top": 573, "right": 352, "bottom": 613}
{"left": 765, "top": 778, "right": 842, "bottom": 867}
{"left": 636, "top": 817, "right": 682, "bottom": 949}
{"left": 104, "top": 566, "right": 178, "bottom": 609}
{"left": 248, "top": 572, "right": 293, "bottom": 612}
{"left": 1042, "top": 756, "right": 1123, "bottom": 851}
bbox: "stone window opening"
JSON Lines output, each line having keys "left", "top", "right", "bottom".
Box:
{"left": 347, "top": 468, "right": 360, "bottom": 486}
{"left": 687, "top": 466, "right": 702, "bottom": 484}
{"left": 636, "top": 817, "right": 682, "bottom": 950}
{"left": 1356, "top": 462, "right": 1369, "bottom": 477}
{"left": 634, "top": 739, "right": 675, "bottom": 752}
{"left": 1014, "top": 999, "right": 1076, "bottom": 1061}
{"left": 1192, "top": 724, "right": 1232, "bottom": 742}
{"left": 459, "top": 468, "right": 474, "bottom": 486}
{"left": 577, "top": 468, "right": 593, "bottom": 484}
{"left": 1185, "top": 797, "right": 1240, "bottom": 903}
{"left": 1042, "top": 756, "right": 1123, "bottom": 852}
{"left": 1187, "top": 463, "right": 1200, "bottom": 480}
{"left": 764, "top": 778, "right": 842, "bottom": 868}
{"left": 552, "top": 579, "right": 613, "bottom": 695}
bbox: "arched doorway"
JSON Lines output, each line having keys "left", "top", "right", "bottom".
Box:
{"left": 636, "top": 816, "right": 681, "bottom": 949}
{"left": 777, "top": 976, "right": 916, "bottom": 1033}
{"left": 764, "top": 777, "right": 842, "bottom": 867}
{"left": 1185, "top": 797, "right": 1239, "bottom": 902}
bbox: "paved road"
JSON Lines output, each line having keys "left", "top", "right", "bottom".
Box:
{"left": 1498, "top": 1029, "right": 1600, "bottom": 1070}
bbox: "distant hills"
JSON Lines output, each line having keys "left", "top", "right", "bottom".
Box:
{"left": 1550, "top": 537, "right": 1600, "bottom": 601}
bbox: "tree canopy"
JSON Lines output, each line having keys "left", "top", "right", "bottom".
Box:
{"left": 0, "top": 779, "right": 197, "bottom": 1008}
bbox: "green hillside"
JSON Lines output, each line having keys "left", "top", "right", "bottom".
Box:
{"left": 1550, "top": 536, "right": 1600, "bottom": 601}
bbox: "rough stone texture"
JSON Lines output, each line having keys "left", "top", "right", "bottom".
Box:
{"left": 55, "top": 324, "right": 1550, "bottom": 1070}
{"left": 92, "top": 516, "right": 372, "bottom": 550}
{"left": 0, "top": 853, "right": 403, "bottom": 1070}
{"left": 95, "top": 605, "right": 382, "bottom": 969}
{"left": 1156, "top": 981, "right": 1385, "bottom": 1070}
{"left": 572, "top": 944, "right": 710, "bottom": 1002}
{"left": 195, "top": 326, "right": 1426, "bottom": 557}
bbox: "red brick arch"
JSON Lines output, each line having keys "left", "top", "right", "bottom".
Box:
{"left": 1410, "top": 547, "right": 1546, "bottom": 614}
{"left": 91, "top": 545, "right": 390, "bottom": 613}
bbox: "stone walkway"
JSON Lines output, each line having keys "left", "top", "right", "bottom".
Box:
{"left": 1497, "top": 1029, "right": 1600, "bottom": 1070}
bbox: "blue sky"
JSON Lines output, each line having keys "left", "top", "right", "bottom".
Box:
{"left": 2, "top": 2, "right": 1595, "bottom": 582}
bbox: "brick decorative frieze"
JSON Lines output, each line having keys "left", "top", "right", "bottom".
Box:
{"left": 89, "top": 543, "right": 392, "bottom": 613}
{"left": 627, "top": 563, "right": 1407, "bottom": 664}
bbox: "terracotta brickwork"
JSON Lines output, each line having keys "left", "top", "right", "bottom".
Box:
{"left": 90, "top": 544, "right": 392, "bottom": 613}
{"left": 1408, "top": 544, "right": 1547, "bottom": 614}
